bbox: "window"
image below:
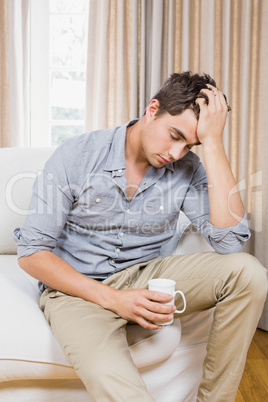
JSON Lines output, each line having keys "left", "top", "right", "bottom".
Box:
{"left": 30, "top": 0, "right": 88, "bottom": 147}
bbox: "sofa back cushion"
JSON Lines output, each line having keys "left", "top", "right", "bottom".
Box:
{"left": 0, "top": 147, "right": 55, "bottom": 254}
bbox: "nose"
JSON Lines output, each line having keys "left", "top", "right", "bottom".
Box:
{"left": 168, "top": 143, "right": 185, "bottom": 161}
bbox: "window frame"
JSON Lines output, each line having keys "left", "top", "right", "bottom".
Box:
{"left": 29, "top": 0, "right": 88, "bottom": 147}
{"left": 30, "top": 0, "right": 50, "bottom": 146}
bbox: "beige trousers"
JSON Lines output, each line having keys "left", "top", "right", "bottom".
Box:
{"left": 40, "top": 252, "right": 267, "bottom": 402}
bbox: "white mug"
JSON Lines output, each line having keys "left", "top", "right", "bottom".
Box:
{"left": 148, "top": 278, "right": 186, "bottom": 325}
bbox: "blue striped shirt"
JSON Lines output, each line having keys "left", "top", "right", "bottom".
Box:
{"left": 13, "top": 120, "right": 250, "bottom": 291}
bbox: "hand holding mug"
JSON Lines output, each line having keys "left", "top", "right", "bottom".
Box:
{"left": 148, "top": 278, "right": 186, "bottom": 325}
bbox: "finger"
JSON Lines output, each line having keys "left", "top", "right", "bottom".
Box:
{"left": 206, "top": 85, "right": 229, "bottom": 110}
{"left": 213, "top": 91, "right": 228, "bottom": 112}
{"left": 146, "top": 290, "right": 173, "bottom": 303}
{"left": 132, "top": 305, "right": 170, "bottom": 328}
{"left": 133, "top": 301, "right": 174, "bottom": 323}
{"left": 134, "top": 292, "right": 175, "bottom": 314}
{"left": 206, "top": 84, "right": 221, "bottom": 100}
{"left": 200, "top": 88, "right": 217, "bottom": 99}
{"left": 199, "top": 88, "right": 225, "bottom": 111}
{"left": 144, "top": 309, "right": 174, "bottom": 324}
{"left": 195, "top": 96, "right": 208, "bottom": 112}
{"left": 195, "top": 97, "right": 207, "bottom": 106}
{"left": 144, "top": 299, "right": 176, "bottom": 314}
{"left": 206, "top": 83, "right": 217, "bottom": 92}
{"left": 197, "top": 89, "right": 216, "bottom": 108}
{"left": 137, "top": 317, "right": 162, "bottom": 330}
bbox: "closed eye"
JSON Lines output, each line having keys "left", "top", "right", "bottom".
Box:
{"left": 169, "top": 132, "right": 192, "bottom": 150}
{"left": 169, "top": 132, "right": 180, "bottom": 141}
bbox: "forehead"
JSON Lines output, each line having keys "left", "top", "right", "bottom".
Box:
{"left": 159, "top": 109, "right": 198, "bottom": 142}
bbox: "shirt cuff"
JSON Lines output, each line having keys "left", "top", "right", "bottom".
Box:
{"left": 12, "top": 228, "right": 56, "bottom": 258}
{"left": 203, "top": 212, "right": 251, "bottom": 243}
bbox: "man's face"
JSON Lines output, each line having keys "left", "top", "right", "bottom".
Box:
{"left": 140, "top": 103, "right": 200, "bottom": 168}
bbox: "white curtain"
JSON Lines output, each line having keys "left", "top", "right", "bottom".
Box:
{"left": 0, "top": 0, "right": 30, "bottom": 147}
{"left": 85, "top": 0, "right": 268, "bottom": 268}
{"left": 9, "top": 0, "right": 30, "bottom": 147}
{"left": 0, "top": 0, "right": 10, "bottom": 146}
{"left": 85, "top": 0, "right": 178, "bottom": 131}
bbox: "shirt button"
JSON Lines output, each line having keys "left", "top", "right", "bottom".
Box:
{"left": 126, "top": 209, "right": 130, "bottom": 214}
{"left": 95, "top": 198, "right": 101, "bottom": 203}
{"left": 119, "top": 232, "right": 124, "bottom": 237}
{"left": 116, "top": 248, "right": 120, "bottom": 253}
{"left": 111, "top": 259, "right": 115, "bottom": 264}
{"left": 118, "top": 169, "right": 123, "bottom": 173}
{"left": 159, "top": 205, "right": 164, "bottom": 210}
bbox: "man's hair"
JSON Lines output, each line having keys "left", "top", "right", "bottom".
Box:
{"left": 150, "top": 71, "right": 230, "bottom": 119}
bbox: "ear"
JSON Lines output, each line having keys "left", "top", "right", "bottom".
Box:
{"left": 145, "top": 99, "right": 160, "bottom": 119}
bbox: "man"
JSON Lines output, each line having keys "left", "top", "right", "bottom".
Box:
{"left": 13, "top": 72, "right": 267, "bottom": 401}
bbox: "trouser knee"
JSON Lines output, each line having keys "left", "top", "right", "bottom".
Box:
{"left": 75, "top": 345, "right": 149, "bottom": 401}
{"left": 227, "top": 252, "right": 267, "bottom": 303}
{"left": 77, "top": 349, "right": 110, "bottom": 387}
{"left": 74, "top": 335, "right": 135, "bottom": 390}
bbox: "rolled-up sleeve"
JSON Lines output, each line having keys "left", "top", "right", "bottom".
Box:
{"left": 181, "top": 161, "right": 251, "bottom": 254}
{"left": 12, "top": 142, "right": 79, "bottom": 258}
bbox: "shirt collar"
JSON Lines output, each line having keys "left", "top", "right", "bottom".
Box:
{"left": 103, "top": 121, "right": 131, "bottom": 172}
{"left": 103, "top": 119, "right": 174, "bottom": 173}
{"left": 165, "top": 162, "right": 174, "bottom": 172}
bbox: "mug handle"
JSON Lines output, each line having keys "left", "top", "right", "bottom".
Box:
{"left": 173, "top": 290, "right": 186, "bottom": 313}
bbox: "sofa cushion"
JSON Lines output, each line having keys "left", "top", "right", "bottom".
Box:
{"left": 0, "top": 147, "right": 55, "bottom": 255}
{"left": 0, "top": 256, "right": 182, "bottom": 381}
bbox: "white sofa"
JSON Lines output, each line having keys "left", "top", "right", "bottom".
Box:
{"left": 0, "top": 147, "right": 266, "bottom": 402}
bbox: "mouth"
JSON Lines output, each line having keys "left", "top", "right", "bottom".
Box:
{"left": 158, "top": 155, "right": 170, "bottom": 164}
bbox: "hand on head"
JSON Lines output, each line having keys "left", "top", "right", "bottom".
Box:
{"left": 194, "top": 84, "right": 230, "bottom": 146}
